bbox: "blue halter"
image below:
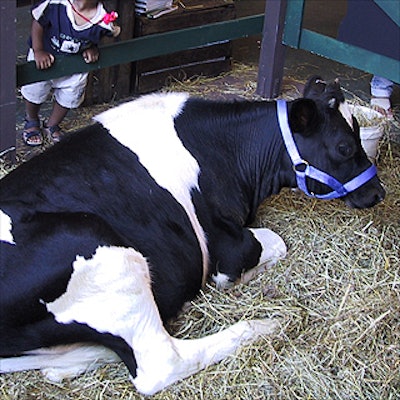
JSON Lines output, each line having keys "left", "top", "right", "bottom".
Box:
{"left": 276, "top": 99, "right": 377, "bottom": 200}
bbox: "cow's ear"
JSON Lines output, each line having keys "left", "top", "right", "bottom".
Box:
{"left": 328, "top": 97, "right": 337, "bottom": 109}
{"left": 289, "top": 98, "right": 319, "bottom": 135}
{"left": 303, "top": 75, "right": 326, "bottom": 98}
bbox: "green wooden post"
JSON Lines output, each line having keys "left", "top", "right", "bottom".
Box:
{"left": 282, "top": 0, "right": 305, "bottom": 48}
{"left": 374, "top": 0, "right": 400, "bottom": 25}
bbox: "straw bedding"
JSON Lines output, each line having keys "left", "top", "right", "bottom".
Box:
{"left": 1, "top": 63, "right": 399, "bottom": 399}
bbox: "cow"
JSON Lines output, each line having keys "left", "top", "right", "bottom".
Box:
{"left": 0, "top": 77, "right": 385, "bottom": 395}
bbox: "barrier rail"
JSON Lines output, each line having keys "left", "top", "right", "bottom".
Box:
{"left": 17, "top": 14, "right": 265, "bottom": 86}
{"left": 257, "top": 0, "right": 400, "bottom": 99}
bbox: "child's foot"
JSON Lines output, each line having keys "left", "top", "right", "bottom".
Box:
{"left": 22, "top": 119, "right": 43, "bottom": 147}
{"left": 370, "top": 97, "right": 394, "bottom": 120}
{"left": 43, "top": 124, "right": 64, "bottom": 143}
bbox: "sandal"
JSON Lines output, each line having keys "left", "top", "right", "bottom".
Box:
{"left": 22, "top": 119, "right": 43, "bottom": 147}
{"left": 43, "top": 123, "right": 64, "bottom": 143}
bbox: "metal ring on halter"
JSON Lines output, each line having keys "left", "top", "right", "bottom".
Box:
{"left": 293, "top": 160, "right": 309, "bottom": 173}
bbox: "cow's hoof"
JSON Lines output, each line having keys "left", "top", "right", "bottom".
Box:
{"left": 42, "top": 364, "right": 87, "bottom": 382}
{"left": 42, "top": 368, "right": 67, "bottom": 382}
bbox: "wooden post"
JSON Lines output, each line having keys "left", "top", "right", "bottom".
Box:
{"left": 256, "top": 0, "right": 287, "bottom": 99}
{"left": 84, "top": 0, "right": 136, "bottom": 105}
{"left": 0, "top": 0, "right": 17, "bottom": 161}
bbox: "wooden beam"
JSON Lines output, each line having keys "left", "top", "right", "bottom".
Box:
{"left": 297, "top": 29, "right": 400, "bottom": 84}
{"left": 256, "top": 0, "right": 287, "bottom": 99}
{"left": 0, "top": 0, "right": 16, "bottom": 160}
{"left": 17, "top": 15, "right": 265, "bottom": 87}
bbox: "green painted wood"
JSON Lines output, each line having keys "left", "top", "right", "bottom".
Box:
{"left": 278, "top": 0, "right": 399, "bottom": 83}
{"left": 282, "top": 0, "right": 305, "bottom": 48}
{"left": 298, "top": 29, "right": 400, "bottom": 83}
{"left": 374, "top": 0, "right": 400, "bottom": 26}
{"left": 17, "top": 14, "right": 264, "bottom": 87}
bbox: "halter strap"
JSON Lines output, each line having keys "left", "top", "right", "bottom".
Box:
{"left": 276, "top": 99, "right": 377, "bottom": 200}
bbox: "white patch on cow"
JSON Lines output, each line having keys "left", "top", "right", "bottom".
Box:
{"left": 46, "top": 245, "right": 279, "bottom": 395}
{"left": 339, "top": 101, "right": 354, "bottom": 130}
{"left": 46, "top": 246, "right": 155, "bottom": 338}
{"left": 240, "top": 228, "right": 287, "bottom": 285}
{"left": 212, "top": 228, "right": 287, "bottom": 289}
{"left": 0, "top": 344, "right": 119, "bottom": 380}
{"left": 93, "top": 93, "right": 209, "bottom": 284}
{"left": 0, "top": 209, "right": 15, "bottom": 244}
{"left": 212, "top": 272, "right": 234, "bottom": 290}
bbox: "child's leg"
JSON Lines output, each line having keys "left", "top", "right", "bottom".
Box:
{"left": 47, "top": 101, "right": 69, "bottom": 127}
{"left": 25, "top": 100, "right": 41, "bottom": 122}
{"left": 43, "top": 101, "right": 69, "bottom": 142}
{"left": 21, "top": 79, "right": 51, "bottom": 146}
{"left": 22, "top": 100, "right": 43, "bottom": 146}
{"left": 47, "top": 72, "right": 88, "bottom": 142}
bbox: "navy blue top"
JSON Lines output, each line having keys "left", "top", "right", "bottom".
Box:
{"left": 28, "top": 0, "right": 114, "bottom": 55}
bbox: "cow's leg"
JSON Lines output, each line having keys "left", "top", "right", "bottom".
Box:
{"left": 0, "top": 344, "right": 120, "bottom": 381}
{"left": 46, "top": 245, "right": 279, "bottom": 395}
{"left": 212, "top": 227, "right": 286, "bottom": 289}
{"left": 240, "top": 227, "right": 287, "bottom": 284}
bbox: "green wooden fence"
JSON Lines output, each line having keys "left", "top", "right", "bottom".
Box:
{"left": 17, "top": 14, "right": 265, "bottom": 87}
{"left": 282, "top": 0, "right": 399, "bottom": 83}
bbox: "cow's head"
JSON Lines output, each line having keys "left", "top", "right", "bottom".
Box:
{"left": 283, "top": 75, "right": 385, "bottom": 208}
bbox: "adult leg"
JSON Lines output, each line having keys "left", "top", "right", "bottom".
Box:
{"left": 370, "top": 76, "right": 394, "bottom": 119}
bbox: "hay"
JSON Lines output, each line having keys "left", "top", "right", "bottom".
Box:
{"left": 1, "top": 63, "right": 399, "bottom": 399}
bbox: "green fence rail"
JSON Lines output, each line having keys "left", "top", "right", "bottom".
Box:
{"left": 17, "top": 14, "right": 265, "bottom": 87}
{"left": 282, "top": 0, "right": 400, "bottom": 83}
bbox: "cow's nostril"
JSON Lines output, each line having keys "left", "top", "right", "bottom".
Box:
{"left": 370, "top": 189, "right": 385, "bottom": 207}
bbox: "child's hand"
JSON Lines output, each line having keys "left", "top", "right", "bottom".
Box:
{"left": 34, "top": 50, "right": 55, "bottom": 70}
{"left": 82, "top": 47, "right": 99, "bottom": 63}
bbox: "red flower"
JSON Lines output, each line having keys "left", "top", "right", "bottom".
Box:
{"left": 103, "top": 11, "right": 118, "bottom": 24}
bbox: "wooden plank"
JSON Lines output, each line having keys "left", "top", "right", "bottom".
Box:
{"left": 135, "top": 1, "right": 236, "bottom": 36}
{"left": 256, "top": 0, "right": 287, "bottom": 99}
{"left": 17, "top": 14, "right": 265, "bottom": 86}
{"left": 134, "top": 42, "right": 231, "bottom": 92}
{"left": 0, "top": 0, "right": 16, "bottom": 160}
{"left": 133, "top": 0, "right": 235, "bottom": 93}
{"left": 374, "top": 0, "right": 400, "bottom": 26}
{"left": 135, "top": 42, "right": 231, "bottom": 74}
{"left": 135, "top": 58, "right": 231, "bottom": 93}
{"left": 297, "top": 29, "right": 400, "bottom": 83}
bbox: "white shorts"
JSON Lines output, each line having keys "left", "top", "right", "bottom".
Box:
{"left": 21, "top": 49, "right": 88, "bottom": 109}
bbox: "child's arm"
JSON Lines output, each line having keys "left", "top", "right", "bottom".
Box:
{"left": 31, "top": 20, "right": 55, "bottom": 70}
{"left": 82, "top": 46, "right": 99, "bottom": 63}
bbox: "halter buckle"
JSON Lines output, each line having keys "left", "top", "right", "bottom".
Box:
{"left": 293, "top": 160, "right": 309, "bottom": 173}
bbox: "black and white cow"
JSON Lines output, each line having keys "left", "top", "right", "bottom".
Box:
{"left": 0, "top": 77, "right": 385, "bottom": 395}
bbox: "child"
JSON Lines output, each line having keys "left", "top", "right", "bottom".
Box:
{"left": 21, "top": 0, "right": 120, "bottom": 146}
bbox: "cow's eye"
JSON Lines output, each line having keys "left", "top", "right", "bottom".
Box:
{"left": 337, "top": 142, "right": 354, "bottom": 158}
